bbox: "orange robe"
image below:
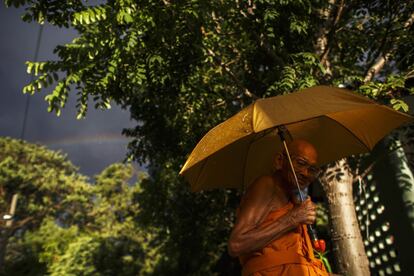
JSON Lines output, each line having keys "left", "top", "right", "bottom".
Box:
{"left": 239, "top": 202, "right": 329, "bottom": 276}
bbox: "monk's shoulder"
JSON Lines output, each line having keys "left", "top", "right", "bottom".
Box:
{"left": 237, "top": 175, "right": 275, "bottom": 220}
{"left": 245, "top": 175, "right": 276, "bottom": 200}
{"left": 255, "top": 174, "right": 276, "bottom": 187}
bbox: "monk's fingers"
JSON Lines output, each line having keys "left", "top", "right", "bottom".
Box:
{"left": 309, "top": 201, "right": 316, "bottom": 209}
{"left": 303, "top": 200, "right": 316, "bottom": 209}
{"left": 307, "top": 211, "right": 316, "bottom": 221}
{"left": 305, "top": 202, "right": 315, "bottom": 210}
{"left": 305, "top": 218, "right": 315, "bottom": 225}
{"left": 307, "top": 215, "right": 316, "bottom": 224}
{"left": 305, "top": 203, "right": 316, "bottom": 212}
{"left": 301, "top": 198, "right": 310, "bottom": 206}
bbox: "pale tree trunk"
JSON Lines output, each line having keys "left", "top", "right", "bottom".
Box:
{"left": 315, "top": 0, "right": 345, "bottom": 78}
{"left": 320, "top": 159, "right": 370, "bottom": 276}
{"left": 364, "top": 12, "right": 414, "bottom": 83}
{"left": 314, "top": 2, "right": 370, "bottom": 274}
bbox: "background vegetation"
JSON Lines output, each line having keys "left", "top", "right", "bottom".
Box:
{"left": 2, "top": 0, "right": 414, "bottom": 274}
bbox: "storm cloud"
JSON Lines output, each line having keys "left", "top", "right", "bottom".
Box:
{"left": 0, "top": 4, "right": 136, "bottom": 177}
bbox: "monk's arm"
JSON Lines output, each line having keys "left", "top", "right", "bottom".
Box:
{"left": 227, "top": 176, "right": 299, "bottom": 257}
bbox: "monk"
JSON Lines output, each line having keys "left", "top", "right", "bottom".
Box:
{"left": 228, "top": 139, "right": 330, "bottom": 276}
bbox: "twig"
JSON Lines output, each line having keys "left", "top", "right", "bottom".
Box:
{"left": 314, "top": 0, "right": 338, "bottom": 77}
{"left": 320, "top": 0, "right": 345, "bottom": 67}
{"left": 206, "top": 48, "right": 259, "bottom": 100}
{"left": 364, "top": 12, "right": 414, "bottom": 83}
{"left": 353, "top": 137, "right": 414, "bottom": 183}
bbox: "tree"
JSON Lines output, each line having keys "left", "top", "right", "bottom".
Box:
{"left": 0, "top": 137, "right": 92, "bottom": 272}
{"left": 5, "top": 0, "right": 414, "bottom": 274}
{"left": 0, "top": 138, "right": 157, "bottom": 275}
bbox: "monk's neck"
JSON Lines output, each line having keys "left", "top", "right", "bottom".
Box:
{"left": 271, "top": 173, "right": 292, "bottom": 206}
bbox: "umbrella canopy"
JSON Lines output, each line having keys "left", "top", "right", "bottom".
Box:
{"left": 179, "top": 86, "right": 413, "bottom": 192}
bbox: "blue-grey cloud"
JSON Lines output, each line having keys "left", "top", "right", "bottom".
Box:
{"left": 0, "top": 3, "right": 136, "bottom": 177}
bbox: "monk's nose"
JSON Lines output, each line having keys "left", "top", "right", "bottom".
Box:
{"left": 301, "top": 168, "right": 312, "bottom": 180}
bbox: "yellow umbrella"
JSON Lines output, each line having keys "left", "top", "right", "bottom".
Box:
{"left": 179, "top": 85, "right": 413, "bottom": 192}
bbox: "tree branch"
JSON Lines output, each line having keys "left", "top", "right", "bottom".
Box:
{"left": 253, "top": 33, "right": 286, "bottom": 68}
{"left": 314, "top": 0, "right": 338, "bottom": 77}
{"left": 206, "top": 48, "right": 259, "bottom": 100}
{"left": 320, "top": 0, "right": 345, "bottom": 65}
{"left": 364, "top": 12, "right": 414, "bottom": 83}
{"left": 11, "top": 216, "right": 36, "bottom": 230}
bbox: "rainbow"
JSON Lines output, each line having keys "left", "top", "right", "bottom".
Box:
{"left": 41, "top": 133, "right": 131, "bottom": 147}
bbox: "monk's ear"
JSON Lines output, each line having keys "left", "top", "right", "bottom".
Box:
{"left": 273, "top": 153, "right": 283, "bottom": 171}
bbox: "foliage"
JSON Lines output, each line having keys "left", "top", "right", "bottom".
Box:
{"left": 4, "top": 0, "right": 414, "bottom": 274}
{"left": 0, "top": 138, "right": 157, "bottom": 275}
{"left": 0, "top": 137, "right": 90, "bottom": 231}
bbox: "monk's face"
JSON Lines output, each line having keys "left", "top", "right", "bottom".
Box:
{"left": 280, "top": 140, "right": 319, "bottom": 191}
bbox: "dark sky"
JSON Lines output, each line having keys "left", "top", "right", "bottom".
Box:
{"left": 0, "top": 4, "right": 136, "bottom": 177}
{"left": 2, "top": 4, "right": 413, "bottom": 180}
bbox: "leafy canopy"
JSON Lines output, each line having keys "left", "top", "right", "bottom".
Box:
{"left": 4, "top": 0, "right": 414, "bottom": 274}
{"left": 0, "top": 138, "right": 157, "bottom": 275}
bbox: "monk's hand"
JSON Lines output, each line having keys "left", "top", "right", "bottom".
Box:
{"left": 288, "top": 198, "right": 316, "bottom": 226}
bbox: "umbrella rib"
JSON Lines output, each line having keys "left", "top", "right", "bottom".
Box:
{"left": 193, "top": 156, "right": 209, "bottom": 192}
{"left": 324, "top": 115, "right": 371, "bottom": 152}
{"left": 241, "top": 134, "right": 257, "bottom": 192}
{"left": 252, "top": 128, "right": 273, "bottom": 142}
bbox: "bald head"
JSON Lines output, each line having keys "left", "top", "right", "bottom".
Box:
{"left": 273, "top": 139, "right": 319, "bottom": 171}
{"left": 273, "top": 139, "right": 319, "bottom": 191}
{"left": 285, "top": 139, "right": 318, "bottom": 164}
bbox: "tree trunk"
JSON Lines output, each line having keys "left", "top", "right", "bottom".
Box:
{"left": 320, "top": 159, "right": 370, "bottom": 275}
{"left": 0, "top": 229, "right": 10, "bottom": 273}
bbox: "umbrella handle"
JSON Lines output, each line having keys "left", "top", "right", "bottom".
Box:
{"left": 278, "top": 128, "right": 305, "bottom": 202}
{"left": 277, "top": 126, "right": 319, "bottom": 248}
{"left": 276, "top": 125, "right": 293, "bottom": 141}
{"left": 308, "top": 224, "right": 319, "bottom": 243}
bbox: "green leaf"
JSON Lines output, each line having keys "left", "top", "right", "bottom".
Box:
{"left": 89, "top": 10, "right": 96, "bottom": 23}
{"left": 83, "top": 12, "right": 90, "bottom": 24}
{"left": 73, "top": 12, "right": 81, "bottom": 25}
{"left": 390, "top": 99, "right": 409, "bottom": 112}
{"left": 124, "top": 13, "right": 133, "bottom": 23}
{"left": 26, "top": 62, "right": 34, "bottom": 74}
